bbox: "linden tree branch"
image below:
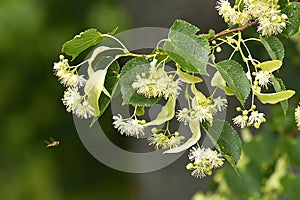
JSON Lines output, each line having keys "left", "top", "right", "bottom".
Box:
{"left": 208, "top": 21, "right": 258, "bottom": 42}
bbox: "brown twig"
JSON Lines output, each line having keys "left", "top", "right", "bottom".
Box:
{"left": 208, "top": 21, "right": 258, "bottom": 42}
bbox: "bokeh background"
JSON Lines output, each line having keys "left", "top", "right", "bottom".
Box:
{"left": 1, "top": 0, "right": 299, "bottom": 199}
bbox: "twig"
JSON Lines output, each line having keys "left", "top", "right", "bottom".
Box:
{"left": 208, "top": 21, "right": 258, "bottom": 42}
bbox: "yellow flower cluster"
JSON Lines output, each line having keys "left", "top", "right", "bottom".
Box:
{"left": 216, "top": 0, "right": 288, "bottom": 36}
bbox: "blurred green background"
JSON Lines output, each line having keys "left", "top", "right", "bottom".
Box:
{"left": 1, "top": 0, "right": 299, "bottom": 199}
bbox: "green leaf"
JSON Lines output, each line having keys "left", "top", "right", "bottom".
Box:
{"left": 278, "top": 0, "right": 289, "bottom": 8}
{"left": 282, "top": 175, "right": 300, "bottom": 200}
{"left": 235, "top": 0, "right": 245, "bottom": 10}
{"left": 135, "top": 106, "right": 145, "bottom": 116}
{"left": 176, "top": 67, "right": 203, "bottom": 83}
{"left": 211, "top": 71, "right": 235, "bottom": 96}
{"left": 255, "top": 60, "right": 282, "bottom": 72}
{"left": 284, "top": 138, "right": 300, "bottom": 168}
{"left": 163, "top": 20, "right": 210, "bottom": 75}
{"left": 119, "top": 57, "right": 159, "bottom": 107}
{"left": 216, "top": 60, "right": 251, "bottom": 105}
{"left": 243, "top": 130, "right": 279, "bottom": 166}
{"left": 98, "top": 62, "right": 120, "bottom": 113}
{"left": 282, "top": 2, "right": 300, "bottom": 37}
{"left": 62, "top": 28, "right": 117, "bottom": 60}
{"left": 164, "top": 120, "right": 201, "bottom": 154}
{"left": 260, "top": 36, "right": 285, "bottom": 60}
{"left": 203, "top": 120, "right": 242, "bottom": 166}
{"left": 272, "top": 77, "right": 288, "bottom": 115}
{"left": 223, "top": 162, "right": 263, "bottom": 198}
{"left": 145, "top": 97, "right": 176, "bottom": 126}
{"left": 198, "top": 29, "right": 216, "bottom": 40}
{"left": 255, "top": 90, "right": 295, "bottom": 104}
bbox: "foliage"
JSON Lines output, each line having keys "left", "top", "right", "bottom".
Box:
{"left": 51, "top": 0, "right": 300, "bottom": 198}
{"left": 193, "top": 106, "right": 300, "bottom": 200}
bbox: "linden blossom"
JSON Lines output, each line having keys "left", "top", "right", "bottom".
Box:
{"left": 213, "top": 96, "right": 228, "bottom": 112}
{"left": 51, "top": 0, "right": 300, "bottom": 181}
{"left": 233, "top": 106, "right": 266, "bottom": 129}
{"left": 176, "top": 96, "right": 227, "bottom": 126}
{"left": 112, "top": 114, "right": 146, "bottom": 138}
{"left": 186, "top": 146, "right": 224, "bottom": 178}
{"left": 62, "top": 87, "right": 95, "bottom": 119}
{"left": 131, "top": 59, "right": 181, "bottom": 99}
{"left": 53, "top": 55, "right": 86, "bottom": 88}
{"left": 254, "top": 70, "right": 273, "bottom": 89}
{"left": 216, "top": 0, "right": 288, "bottom": 36}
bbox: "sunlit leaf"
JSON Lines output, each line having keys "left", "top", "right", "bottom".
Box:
{"left": 62, "top": 28, "right": 117, "bottom": 60}
{"left": 163, "top": 20, "right": 210, "bottom": 75}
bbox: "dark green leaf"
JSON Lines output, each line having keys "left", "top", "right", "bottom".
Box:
{"left": 135, "top": 106, "right": 145, "bottom": 116}
{"left": 223, "top": 162, "right": 264, "bottom": 198}
{"left": 119, "top": 57, "right": 159, "bottom": 107}
{"left": 163, "top": 20, "right": 210, "bottom": 75}
{"left": 272, "top": 77, "right": 288, "bottom": 115}
{"left": 260, "top": 36, "right": 285, "bottom": 60}
{"left": 278, "top": 0, "right": 289, "bottom": 8}
{"left": 285, "top": 138, "right": 300, "bottom": 168}
{"left": 89, "top": 61, "right": 120, "bottom": 126}
{"left": 98, "top": 62, "right": 120, "bottom": 116}
{"left": 243, "top": 130, "right": 279, "bottom": 166}
{"left": 282, "top": 2, "right": 300, "bottom": 37}
{"left": 62, "top": 28, "right": 117, "bottom": 60}
{"left": 282, "top": 175, "right": 300, "bottom": 200}
{"left": 203, "top": 120, "right": 242, "bottom": 166}
{"left": 235, "top": 0, "right": 245, "bottom": 10}
{"left": 216, "top": 60, "right": 251, "bottom": 105}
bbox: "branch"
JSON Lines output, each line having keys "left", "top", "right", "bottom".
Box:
{"left": 208, "top": 21, "right": 258, "bottom": 42}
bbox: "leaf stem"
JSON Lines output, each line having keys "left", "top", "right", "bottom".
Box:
{"left": 101, "top": 34, "right": 129, "bottom": 52}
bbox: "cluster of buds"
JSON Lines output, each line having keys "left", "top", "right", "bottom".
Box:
{"left": 233, "top": 105, "right": 266, "bottom": 129}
